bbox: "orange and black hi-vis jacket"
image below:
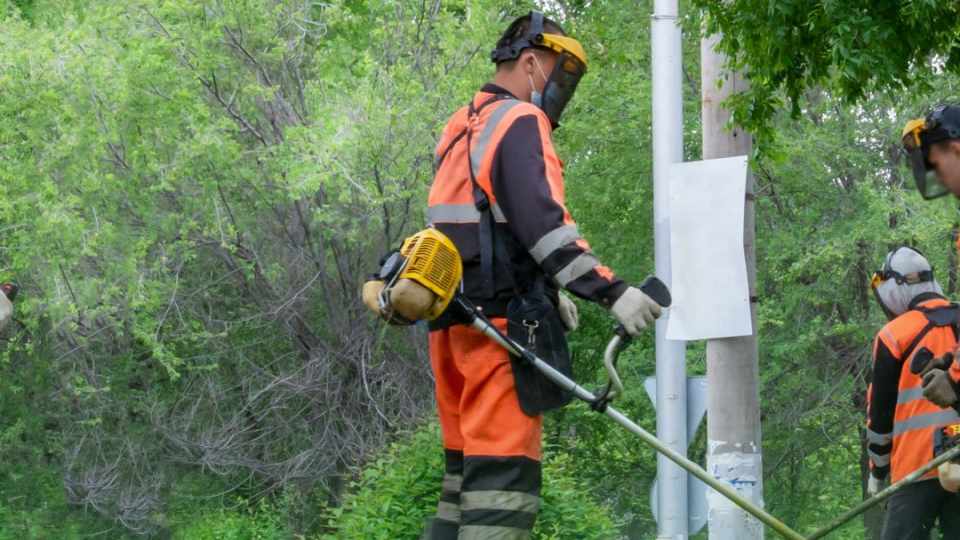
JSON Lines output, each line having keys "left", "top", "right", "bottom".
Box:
{"left": 427, "top": 84, "right": 627, "bottom": 328}
{"left": 867, "top": 294, "right": 960, "bottom": 483}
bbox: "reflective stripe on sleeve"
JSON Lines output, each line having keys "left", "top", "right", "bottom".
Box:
{"left": 868, "top": 449, "right": 891, "bottom": 467}
{"left": 866, "top": 428, "right": 892, "bottom": 446}
{"left": 553, "top": 253, "right": 600, "bottom": 287}
{"left": 529, "top": 224, "right": 581, "bottom": 264}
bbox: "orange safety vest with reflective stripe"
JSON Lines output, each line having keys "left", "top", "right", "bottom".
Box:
{"left": 427, "top": 85, "right": 626, "bottom": 325}
{"left": 867, "top": 297, "right": 960, "bottom": 483}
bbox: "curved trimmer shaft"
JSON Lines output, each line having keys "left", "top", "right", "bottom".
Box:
{"left": 601, "top": 275, "right": 672, "bottom": 401}
{"left": 448, "top": 276, "right": 960, "bottom": 540}
{"left": 455, "top": 298, "right": 806, "bottom": 540}
{"left": 601, "top": 332, "right": 627, "bottom": 400}
{"left": 805, "top": 443, "right": 960, "bottom": 539}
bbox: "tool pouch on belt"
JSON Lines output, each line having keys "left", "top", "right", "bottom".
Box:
{"left": 507, "top": 279, "right": 573, "bottom": 416}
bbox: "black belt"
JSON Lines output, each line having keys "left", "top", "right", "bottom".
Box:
{"left": 429, "top": 297, "right": 511, "bottom": 331}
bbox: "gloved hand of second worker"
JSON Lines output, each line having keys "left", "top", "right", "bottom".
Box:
{"left": 557, "top": 292, "right": 579, "bottom": 332}
{"left": 610, "top": 286, "right": 663, "bottom": 337}
{"left": 922, "top": 368, "right": 960, "bottom": 407}
{"left": 867, "top": 474, "right": 888, "bottom": 497}
{"left": 916, "top": 350, "right": 954, "bottom": 378}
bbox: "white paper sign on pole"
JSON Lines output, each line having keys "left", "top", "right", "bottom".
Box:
{"left": 666, "top": 156, "right": 751, "bottom": 341}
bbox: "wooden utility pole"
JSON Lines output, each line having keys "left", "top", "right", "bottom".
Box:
{"left": 701, "top": 32, "right": 764, "bottom": 540}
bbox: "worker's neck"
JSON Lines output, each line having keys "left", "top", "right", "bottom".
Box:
{"left": 492, "top": 71, "right": 531, "bottom": 103}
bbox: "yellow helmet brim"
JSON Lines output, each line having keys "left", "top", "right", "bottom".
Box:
{"left": 902, "top": 118, "right": 925, "bottom": 149}
{"left": 540, "top": 33, "right": 588, "bottom": 71}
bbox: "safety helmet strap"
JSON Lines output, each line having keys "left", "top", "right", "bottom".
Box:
{"left": 490, "top": 11, "right": 546, "bottom": 64}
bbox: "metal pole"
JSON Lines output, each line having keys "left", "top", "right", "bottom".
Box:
{"left": 467, "top": 316, "right": 804, "bottom": 540}
{"left": 701, "top": 30, "right": 764, "bottom": 540}
{"left": 652, "top": 0, "right": 688, "bottom": 536}
{"left": 805, "top": 445, "right": 960, "bottom": 540}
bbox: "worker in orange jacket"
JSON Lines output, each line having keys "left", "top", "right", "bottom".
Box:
{"left": 422, "top": 11, "right": 661, "bottom": 539}
{"left": 901, "top": 106, "right": 960, "bottom": 410}
{"left": 866, "top": 247, "right": 960, "bottom": 539}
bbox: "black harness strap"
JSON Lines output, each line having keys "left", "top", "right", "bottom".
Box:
{"left": 434, "top": 129, "right": 467, "bottom": 172}
{"left": 465, "top": 94, "right": 515, "bottom": 299}
{"left": 433, "top": 93, "right": 522, "bottom": 300}
{"left": 903, "top": 323, "right": 937, "bottom": 363}
{"left": 434, "top": 94, "right": 512, "bottom": 172}
{"left": 903, "top": 304, "right": 960, "bottom": 361}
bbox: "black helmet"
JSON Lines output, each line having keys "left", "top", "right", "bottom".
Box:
{"left": 490, "top": 12, "right": 588, "bottom": 128}
{"left": 901, "top": 105, "right": 960, "bottom": 199}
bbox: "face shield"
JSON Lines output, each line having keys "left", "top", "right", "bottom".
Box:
{"left": 536, "top": 34, "right": 588, "bottom": 128}
{"left": 490, "top": 12, "right": 588, "bottom": 128}
{"left": 902, "top": 118, "right": 950, "bottom": 200}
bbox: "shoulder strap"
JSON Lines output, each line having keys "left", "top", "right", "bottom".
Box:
{"left": 902, "top": 304, "right": 960, "bottom": 360}
{"left": 434, "top": 129, "right": 468, "bottom": 172}
{"left": 434, "top": 94, "right": 512, "bottom": 172}
{"left": 902, "top": 322, "right": 936, "bottom": 362}
{"left": 464, "top": 94, "right": 518, "bottom": 299}
{"left": 917, "top": 303, "right": 960, "bottom": 327}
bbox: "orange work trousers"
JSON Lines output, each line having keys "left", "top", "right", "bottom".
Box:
{"left": 423, "top": 318, "right": 543, "bottom": 539}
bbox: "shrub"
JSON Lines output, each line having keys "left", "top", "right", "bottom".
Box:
{"left": 173, "top": 498, "right": 289, "bottom": 540}
{"left": 322, "top": 422, "right": 622, "bottom": 539}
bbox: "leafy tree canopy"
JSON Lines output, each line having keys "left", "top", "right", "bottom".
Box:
{"left": 693, "top": 1, "right": 960, "bottom": 138}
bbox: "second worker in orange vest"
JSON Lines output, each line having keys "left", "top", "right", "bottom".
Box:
{"left": 867, "top": 246, "right": 960, "bottom": 540}
{"left": 421, "top": 11, "right": 662, "bottom": 540}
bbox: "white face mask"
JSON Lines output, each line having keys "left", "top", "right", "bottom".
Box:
{"left": 528, "top": 54, "right": 550, "bottom": 108}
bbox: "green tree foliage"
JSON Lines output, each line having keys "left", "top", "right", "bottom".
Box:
{"left": 0, "top": 0, "right": 510, "bottom": 535}
{"left": 692, "top": 1, "right": 960, "bottom": 137}
{"left": 2, "top": 0, "right": 959, "bottom": 538}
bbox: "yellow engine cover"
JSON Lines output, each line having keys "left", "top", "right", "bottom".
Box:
{"left": 398, "top": 228, "right": 463, "bottom": 320}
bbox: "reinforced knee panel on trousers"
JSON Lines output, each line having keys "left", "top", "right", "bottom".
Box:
{"left": 422, "top": 451, "right": 542, "bottom": 539}
{"left": 422, "top": 450, "right": 464, "bottom": 540}
{"left": 459, "top": 455, "right": 541, "bottom": 539}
